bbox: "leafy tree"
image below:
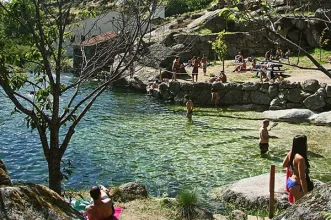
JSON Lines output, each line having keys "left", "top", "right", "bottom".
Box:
{"left": 223, "top": 0, "right": 331, "bottom": 77}
{"left": 211, "top": 31, "right": 227, "bottom": 72}
{"left": 0, "top": 0, "right": 159, "bottom": 194}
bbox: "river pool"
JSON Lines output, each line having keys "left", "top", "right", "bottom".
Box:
{"left": 1, "top": 76, "right": 331, "bottom": 204}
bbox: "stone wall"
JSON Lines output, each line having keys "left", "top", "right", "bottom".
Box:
{"left": 154, "top": 79, "right": 331, "bottom": 111}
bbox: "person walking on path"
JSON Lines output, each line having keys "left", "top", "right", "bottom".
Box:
{"left": 185, "top": 94, "right": 194, "bottom": 120}
{"left": 191, "top": 56, "right": 200, "bottom": 82}
{"left": 201, "top": 54, "right": 208, "bottom": 76}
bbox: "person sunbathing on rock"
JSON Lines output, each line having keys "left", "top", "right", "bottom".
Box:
{"left": 86, "top": 185, "right": 114, "bottom": 220}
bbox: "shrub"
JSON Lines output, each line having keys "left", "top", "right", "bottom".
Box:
{"left": 176, "top": 188, "right": 199, "bottom": 219}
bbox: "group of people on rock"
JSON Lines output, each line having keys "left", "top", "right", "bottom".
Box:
{"left": 259, "top": 119, "right": 314, "bottom": 203}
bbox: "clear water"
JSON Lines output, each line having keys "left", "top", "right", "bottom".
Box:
{"left": 1, "top": 75, "right": 331, "bottom": 203}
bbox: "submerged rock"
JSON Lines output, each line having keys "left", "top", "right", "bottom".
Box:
{"left": 0, "top": 183, "right": 82, "bottom": 220}
{"left": 274, "top": 182, "right": 331, "bottom": 220}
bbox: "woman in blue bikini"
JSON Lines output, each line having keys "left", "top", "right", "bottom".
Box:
{"left": 282, "top": 135, "right": 310, "bottom": 203}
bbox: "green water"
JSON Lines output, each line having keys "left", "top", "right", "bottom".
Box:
{"left": 1, "top": 84, "right": 331, "bottom": 205}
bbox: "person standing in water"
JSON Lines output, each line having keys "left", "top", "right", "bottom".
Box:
{"left": 185, "top": 95, "right": 193, "bottom": 120}
{"left": 211, "top": 88, "right": 220, "bottom": 108}
{"left": 259, "top": 119, "right": 277, "bottom": 154}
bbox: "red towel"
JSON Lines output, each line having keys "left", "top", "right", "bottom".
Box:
{"left": 84, "top": 207, "right": 123, "bottom": 220}
{"left": 286, "top": 167, "right": 294, "bottom": 203}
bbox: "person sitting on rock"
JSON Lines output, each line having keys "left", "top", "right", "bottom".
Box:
{"left": 218, "top": 71, "right": 227, "bottom": 83}
{"left": 209, "top": 71, "right": 227, "bottom": 83}
{"left": 86, "top": 185, "right": 114, "bottom": 220}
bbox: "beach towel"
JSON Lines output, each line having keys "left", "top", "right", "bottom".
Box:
{"left": 286, "top": 167, "right": 294, "bottom": 203}
{"left": 83, "top": 207, "right": 123, "bottom": 220}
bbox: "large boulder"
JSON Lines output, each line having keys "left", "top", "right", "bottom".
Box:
{"left": 274, "top": 182, "right": 331, "bottom": 220}
{"left": 301, "top": 79, "right": 320, "bottom": 93}
{"left": 309, "top": 111, "right": 331, "bottom": 125}
{"left": 264, "top": 109, "right": 315, "bottom": 120}
{"left": 0, "top": 160, "right": 12, "bottom": 186}
{"left": 251, "top": 91, "right": 271, "bottom": 105}
{"left": 326, "top": 85, "right": 331, "bottom": 98}
{"left": 242, "top": 82, "right": 261, "bottom": 91}
{"left": 111, "top": 182, "right": 148, "bottom": 202}
{"left": 211, "top": 173, "right": 289, "bottom": 210}
{"left": 285, "top": 88, "right": 309, "bottom": 103}
{"left": 220, "top": 90, "right": 243, "bottom": 105}
{"left": 0, "top": 183, "right": 82, "bottom": 220}
{"left": 303, "top": 94, "right": 326, "bottom": 110}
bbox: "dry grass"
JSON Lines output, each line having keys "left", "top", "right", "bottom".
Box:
{"left": 116, "top": 198, "right": 178, "bottom": 220}
{"left": 180, "top": 59, "right": 331, "bottom": 84}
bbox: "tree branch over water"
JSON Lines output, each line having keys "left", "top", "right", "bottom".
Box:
{"left": 0, "top": 0, "right": 162, "bottom": 194}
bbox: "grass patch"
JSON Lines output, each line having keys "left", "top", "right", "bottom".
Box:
{"left": 177, "top": 188, "right": 200, "bottom": 219}
{"left": 224, "top": 202, "right": 283, "bottom": 219}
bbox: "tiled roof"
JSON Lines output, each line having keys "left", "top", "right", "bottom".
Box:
{"left": 80, "top": 32, "right": 118, "bottom": 46}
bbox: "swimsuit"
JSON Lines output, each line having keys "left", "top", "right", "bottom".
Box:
{"left": 187, "top": 110, "right": 193, "bottom": 119}
{"left": 202, "top": 63, "right": 207, "bottom": 69}
{"left": 286, "top": 178, "right": 302, "bottom": 191}
{"left": 259, "top": 143, "right": 269, "bottom": 154}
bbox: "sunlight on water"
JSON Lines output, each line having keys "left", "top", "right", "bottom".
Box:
{"left": 1, "top": 81, "right": 331, "bottom": 207}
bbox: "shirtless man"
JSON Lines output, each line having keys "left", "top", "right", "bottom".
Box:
{"left": 172, "top": 56, "right": 181, "bottom": 82}
{"left": 201, "top": 54, "right": 208, "bottom": 76}
{"left": 185, "top": 95, "right": 193, "bottom": 120}
{"left": 86, "top": 185, "right": 114, "bottom": 220}
{"left": 259, "top": 119, "right": 277, "bottom": 154}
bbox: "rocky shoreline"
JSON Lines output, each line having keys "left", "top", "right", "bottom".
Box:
{"left": 1, "top": 159, "right": 330, "bottom": 220}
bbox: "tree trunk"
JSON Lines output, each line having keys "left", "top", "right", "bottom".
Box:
{"left": 222, "top": 58, "right": 225, "bottom": 72}
{"left": 48, "top": 148, "right": 62, "bottom": 195}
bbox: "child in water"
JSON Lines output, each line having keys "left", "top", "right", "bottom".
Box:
{"left": 211, "top": 88, "right": 220, "bottom": 108}
{"left": 259, "top": 119, "right": 277, "bottom": 154}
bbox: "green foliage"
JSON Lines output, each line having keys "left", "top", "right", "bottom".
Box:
{"left": 219, "top": 7, "right": 238, "bottom": 21}
{"left": 211, "top": 31, "right": 227, "bottom": 60}
{"left": 176, "top": 188, "right": 199, "bottom": 219}
{"left": 165, "top": 0, "right": 213, "bottom": 17}
{"left": 321, "top": 211, "right": 331, "bottom": 220}
{"left": 320, "top": 28, "right": 331, "bottom": 50}
{"left": 199, "top": 28, "right": 212, "bottom": 35}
